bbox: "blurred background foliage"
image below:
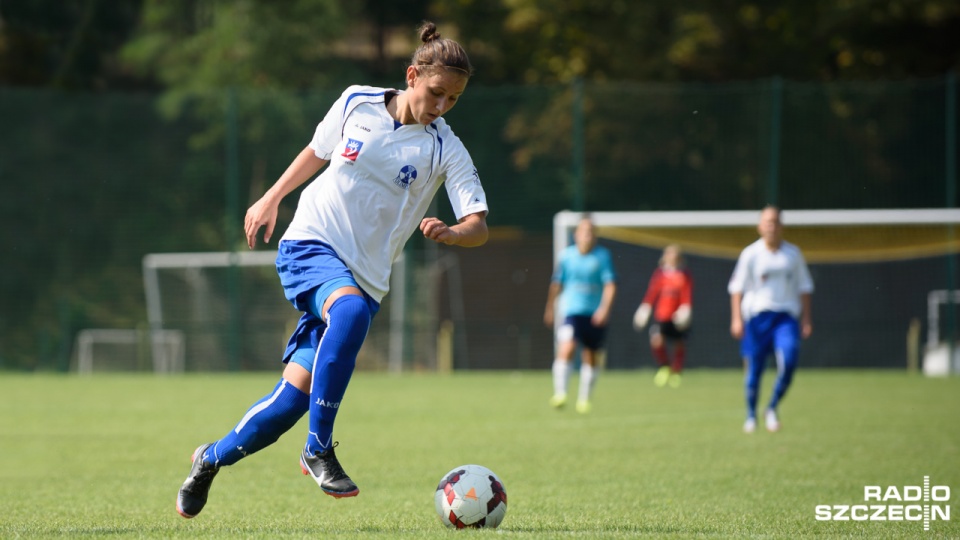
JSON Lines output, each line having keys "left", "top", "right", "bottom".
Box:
{"left": 1, "top": 0, "right": 959, "bottom": 370}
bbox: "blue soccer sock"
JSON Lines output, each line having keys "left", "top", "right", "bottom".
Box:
{"left": 744, "top": 355, "right": 765, "bottom": 419}
{"left": 767, "top": 349, "right": 798, "bottom": 411}
{"left": 210, "top": 378, "right": 309, "bottom": 467}
{"left": 305, "top": 294, "right": 371, "bottom": 455}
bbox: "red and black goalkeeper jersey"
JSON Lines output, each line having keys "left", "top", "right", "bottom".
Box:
{"left": 642, "top": 267, "right": 693, "bottom": 322}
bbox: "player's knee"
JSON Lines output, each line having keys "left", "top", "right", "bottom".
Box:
{"left": 777, "top": 349, "right": 800, "bottom": 371}
{"left": 326, "top": 294, "right": 372, "bottom": 343}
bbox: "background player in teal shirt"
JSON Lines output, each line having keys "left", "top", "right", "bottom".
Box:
{"left": 543, "top": 216, "right": 617, "bottom": 413}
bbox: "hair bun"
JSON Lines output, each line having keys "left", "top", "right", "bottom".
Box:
{"left": 409, "top": 20, "right": 472, "bottom": 76}
{"left": 419, "top": 21, "right": 441, "bottom": 43}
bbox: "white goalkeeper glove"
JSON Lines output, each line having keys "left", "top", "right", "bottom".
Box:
{"left": 672, "top": 304, "right": 692, "bottom": 330}
{"left": 633, "top": 303, "right": 652, "bottom": 330}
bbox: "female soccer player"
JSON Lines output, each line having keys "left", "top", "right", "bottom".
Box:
{"left": 543, "top": 216, "right": 617, "bottom": 414}
{"left": 633, "top": 244, "right": 693, "bottom": 388}
{"left": 729, "top": 206, "right": 813, "bottom": 434}
{"left": 176, "top": 22, "right": 489, "bottom": 518}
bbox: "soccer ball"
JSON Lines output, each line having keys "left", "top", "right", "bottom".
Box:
{"left": 434, "top": 464, "right": 508, "bottom": 529}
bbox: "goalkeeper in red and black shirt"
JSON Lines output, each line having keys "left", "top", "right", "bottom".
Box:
{"left": 633, "top": 245, "right": 693, "bottom": 388}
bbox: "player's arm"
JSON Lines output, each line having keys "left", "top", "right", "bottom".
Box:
{"left": 800, "top": 292, "right": 813, "bottom": 338}
{"left": 593, "top": 281, "right": 617, "bottom": 327}
{"left": 245, "top": 146, "right": 328, "bottom": 248}
{"left": 672, "top": 272, "right": 693, "bottom": 330}
{"left": 544, "top": 281, "right": 562, "bottom": 327}
{"left": 728, "top": 252, "right": 750, "bottom": 339}
{"left": 634, "top": 273, "right": 658, "bottom": 330}
{"left": 420, "top": 211, "right": 488, "bottom": 247}
{"left": 796, "top": 252, "right": 814, "bottom": 339}
{"left": 729, "top": 292, "right": 744, "bottom": 339}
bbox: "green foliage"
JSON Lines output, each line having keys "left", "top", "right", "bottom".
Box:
{"left": 0, "top": 370, "right": 957, "bottom": 538}
{"left": 1, "top": 2, "right": 958, "bottom": 369}
{"left": 0, "top": 0, "right": 143, "bottom": 89}
{"left": 438, "top": 0, "right": 960, "bottom": 84}
{"left": 3, "top": 0, "right": 959, "bottom": 89}
{"left": 122, "top": 0, "right": 355, "bottom": 91}
{"left": 119, "top": 0, "right": 364, "bottom": 157}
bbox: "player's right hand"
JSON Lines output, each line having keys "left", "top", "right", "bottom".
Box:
{"left": 244, "top": 196, "right": 279, "bottom": 249}
{"left": 633, "top": 303, "right": 651, "bottom": 330}
{"left": 730, "top": 319, "right": 744, "bottom": 339}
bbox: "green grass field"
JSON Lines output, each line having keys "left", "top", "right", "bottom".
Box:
{"left": 1, "top": 369, "right": 957, "bottom": 539}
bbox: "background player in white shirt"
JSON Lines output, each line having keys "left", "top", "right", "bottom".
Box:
{"left": 177, "top": 22, "right": 489, "bottom": 518}
{"left": 728, "top": 206, "right": 813, "bottom": 434}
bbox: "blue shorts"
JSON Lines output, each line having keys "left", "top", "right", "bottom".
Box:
{"left": 276, "top": 240, "right": 380, "bottom": 369}
{"left": 740, "top": 311, "right": 799, "bottom": 361}
{"left": 558, "top": 315, "right": 607, "bottom": 351}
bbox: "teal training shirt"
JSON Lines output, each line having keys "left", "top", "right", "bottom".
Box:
{"left": 552, "top": 244, "right": 616, "bottom": 317}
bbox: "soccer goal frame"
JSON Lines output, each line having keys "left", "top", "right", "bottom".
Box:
{"left": 553, "top": 208, "right": 960, "bottom": 262}
{"left": 142, "top": 251, "right": 277, "bottom": 372}
{"left": 142, "top": 249, "right": 468, "bottom": 373}
{"left": 75, "top": 328, "right": 184, "bottom": 373}
{"left": 925, "top": 289, "right": 960, "bottom": 376}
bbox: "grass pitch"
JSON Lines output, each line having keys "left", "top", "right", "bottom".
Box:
{"left": 0, "top": 369, "right": 957, "bottom": 539}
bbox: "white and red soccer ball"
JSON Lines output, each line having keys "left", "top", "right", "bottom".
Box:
{"left": 434, "top": 464, "right": 508, "bottom": 529}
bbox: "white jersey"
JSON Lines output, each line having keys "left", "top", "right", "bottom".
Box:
{"left": 727, "top": 239, "right": 813, "bottom": 320}
{"left": 282, "top": 85, "right": 488, "bottom": 302}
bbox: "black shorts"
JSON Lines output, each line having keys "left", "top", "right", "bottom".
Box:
{"left": 559, "top": 315, "right": 607, "bottom": 351}
{"left": 650, "top": 320, "right": 689, "bottom": 341}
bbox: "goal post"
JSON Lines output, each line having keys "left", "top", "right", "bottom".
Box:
{"left": 553, "top": 208, "right": 960, "bottom": 373}
{"left": 554, "top": 208, "right": 960, "bottom": 262}
{"left": 142, "top": 251, "right": 279, "bottom": 372}
{"left": 74, "top": 328, "right": 184, "bottom": 373}
{"left": 141, "top": 249, "right": 467, "bottom": 373}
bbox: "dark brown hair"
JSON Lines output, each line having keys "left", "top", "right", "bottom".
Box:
{"left": 410, "top": 21, "right": 473, "bottom": 77}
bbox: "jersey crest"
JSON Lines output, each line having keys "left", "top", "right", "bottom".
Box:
{"left": 342, "top": 138, "right": 363, "bottom": 161}
{"left": 393, "top": 165, "right": 418, "bottom": 189}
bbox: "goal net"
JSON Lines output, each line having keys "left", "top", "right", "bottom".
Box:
{"left": 141, "top": 249, "right": 468, "bottom": 372}
{"left": 74, "top": 328, "right": 184, "bottom": 373}
{"left": 553, "top": 209, "right": 960, "bottom": 374}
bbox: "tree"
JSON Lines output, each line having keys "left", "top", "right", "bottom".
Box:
{"left": 0, "top": 0, "right": 145, "bottom": 89}
{"left": 434, "top": 0, "right": 960, "bottom": 212}
{"left": 437, "top": 0, "right": 960, "bottom": 85}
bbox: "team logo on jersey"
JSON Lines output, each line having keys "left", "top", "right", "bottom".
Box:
{"left": 393, "top": 165, "right": 418, "bottom": 189}
{"left": 342, "top": 139, "right": 363, "bottom": 161}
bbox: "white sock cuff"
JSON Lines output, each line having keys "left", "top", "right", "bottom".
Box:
{"left": 552, "top": 359, "right": 570, "bottom": 395}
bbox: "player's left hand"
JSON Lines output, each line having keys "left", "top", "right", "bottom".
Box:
{"left": 420, "top": 217, "right": 461, "bottom": 245}
{"left": 592, "top": 307, "right": 610, "bottom": 327}
{"left": 672, "top": 304, "right": 692, "bottom": 330}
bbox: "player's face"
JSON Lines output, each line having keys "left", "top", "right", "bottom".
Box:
{"left": 574, "top": 220, "right": 596, "bottom": 253}
{"left": 758, "top": 208, "right": 783, "bottom": 246}
{"left": 405, "top": 66, "right": 468, "bottom": 125}
{"left": 662, "top": 248, "right": 680, "bottom": 268}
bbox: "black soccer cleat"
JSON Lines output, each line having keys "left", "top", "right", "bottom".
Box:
{"left": 176, "top": 443, "right": 220, "bottom": 518}
{"left": 299, "top": 442, "right": 359, "bottom": 498}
